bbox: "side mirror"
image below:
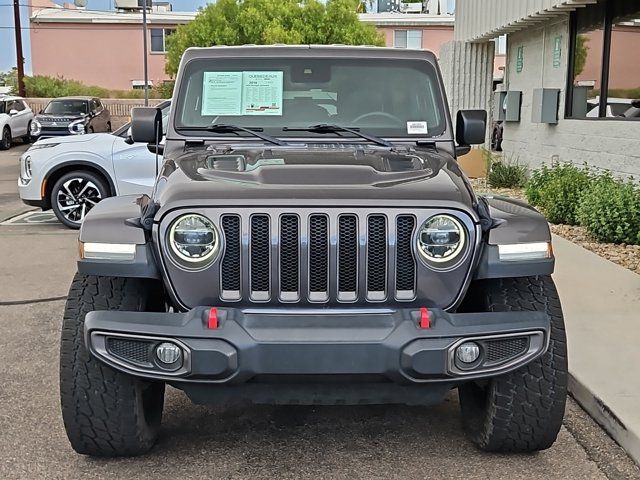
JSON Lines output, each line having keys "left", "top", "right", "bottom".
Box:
{"left": 9, "top": 109, "right": 18, "bottom": 116}
{"left": 632, "top": 99, "right": 640, "bottom": 108}
{"left": 131, "top": 107, "right": 162, "bottom": 144}
{"left": 456, "top": 110, "right": 487, "bottom": 146}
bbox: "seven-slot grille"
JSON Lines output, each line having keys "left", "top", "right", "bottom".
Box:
{"left": 219, "top": 212, "right": 417, "bottom": 304}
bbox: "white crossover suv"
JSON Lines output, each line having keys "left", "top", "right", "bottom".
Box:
{"left": 18, "top": 101, "right": 169, "bottom": 228}
{"left": 0, "top": 95, "right": 35, "bottom": 149}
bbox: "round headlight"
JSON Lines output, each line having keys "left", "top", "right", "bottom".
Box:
{"left": 417, "top": 215, "right": 467, "bottom": 266}
{"left": 168, "top": 214, "right": 219, "bottom": 265}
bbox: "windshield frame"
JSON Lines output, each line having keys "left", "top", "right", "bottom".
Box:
{"left": 171, "top": 53, "right": 450, "bottom": 143}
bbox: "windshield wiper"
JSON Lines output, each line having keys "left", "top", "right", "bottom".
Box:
{"left": 204, "top": 123, "right": 287, "bottom": 146}
{"left": 283, "top": 123, "right": 394, "bottom": 148}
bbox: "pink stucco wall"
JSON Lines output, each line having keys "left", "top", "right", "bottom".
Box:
{"left": 30, "top": 23, "right": 174, "bottom": 90}
{"left": 378, "top": 26, "right": 454, "bottom": 55}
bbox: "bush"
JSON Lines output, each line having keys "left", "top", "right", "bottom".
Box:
{"left": 577, "top": 173, "right": 640, "bottom": 245}
{"left": 525, "top": 163, "right": 592, "bottom": 225}
{"left": 484, "top": 150, "right": 528, "bottom": 188}
{"left": 22, "top": 74, "right": 167, "bottom": 99}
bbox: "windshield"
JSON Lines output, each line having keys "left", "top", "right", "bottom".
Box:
{"left": 175, "top": 57, "right": 446, "bottom": 138}
{"left": 44, "top": 100, "right": 88, "bottom": 115}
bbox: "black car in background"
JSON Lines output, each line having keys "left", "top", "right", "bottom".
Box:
{"left": 30, "top": 96, "right": 111, "bottom": 140}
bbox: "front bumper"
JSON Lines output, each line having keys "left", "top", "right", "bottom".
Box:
{"left": 85, "top": 307, "right": 549, "bottom": 388}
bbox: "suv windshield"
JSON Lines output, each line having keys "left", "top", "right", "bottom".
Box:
{"left": 175, "top": 57, "right": 445, "bottom": 138}
{"left": 44, "top": 100, "right": 88, "bottom": 115}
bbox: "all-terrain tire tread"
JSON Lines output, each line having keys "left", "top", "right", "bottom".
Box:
{"left": 59, "top": 273, "right": 164, "bottom": 457}
{"left": 459, "top": 275, "right": 568, "bottom": 452}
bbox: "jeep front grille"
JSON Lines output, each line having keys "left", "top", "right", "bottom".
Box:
{"left": 218, "top": 212, "right": 417, "bottom": 304}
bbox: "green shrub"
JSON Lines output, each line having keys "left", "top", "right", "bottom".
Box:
{"left": 525, "top": 163, "right": 592, "bottom": 225}
{"left": 577, "top": 173, "right": 640, "bottom": 245}
{"left": 484, "top": 151, "right": 528, "bottom": 188}
{"left": 153, "top": 80, "right": 175, "bottom": 99}
{"left": 23, "top": 74, "right": 166, "bottom": 99}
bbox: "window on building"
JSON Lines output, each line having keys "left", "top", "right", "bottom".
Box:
{"left": 132, "top": 80, "right": 154, "bottom": 90}
{"left": 567, "top": 0, "right": 640, "bottom": 119}
{"left": 495, "top": 35, "right": 507, "bottom": 55}
{"left": 150, "top": 28, "right": 176, "bottom": 53}
{"left": 394, "top": 30, "right": 423, "bottom": 49}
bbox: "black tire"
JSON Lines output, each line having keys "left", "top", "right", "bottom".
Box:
{"left": 60, "top": 274, "right": 166, "bottom": 457}
{"left": 458, "top": 275, "right": 568, "bottom": 452}
{"left": 0, "top": 126, "right": 11, "bottom": 150}
{"left": 50, "top": 170, "right": 110, "bottom": 229}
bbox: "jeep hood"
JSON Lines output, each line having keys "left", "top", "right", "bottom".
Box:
{"left": 155, "top": 146, "right": 476, "bottom": 210}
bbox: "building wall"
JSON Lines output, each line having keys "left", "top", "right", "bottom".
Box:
{"left": 455, "top": 0, "right": 571, "bottom": 41}
{"left": 501, "top": 18, "right": 640, "bottom": 177}
{"left": 30, "top": 23, "right": 174, "bottom": 90}
{"left": 379, "top": 26, "right": 454, "bottom": 55}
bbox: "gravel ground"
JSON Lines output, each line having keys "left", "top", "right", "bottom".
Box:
{"left": 470, "top": 179, "right": 640, "bottom": 276}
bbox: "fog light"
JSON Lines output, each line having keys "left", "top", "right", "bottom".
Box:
{"left": 456, "top": 342, "right": 480, "bottom": 364}
{"left": 155, "top": 342, "right": 182, "bottom": 365}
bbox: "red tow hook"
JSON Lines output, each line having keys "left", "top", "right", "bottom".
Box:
{"left": 419, "top": 307, "right": 431, "bottom": 329}
{"left": 207, "top": 307, "right": 219, "bottom": 329}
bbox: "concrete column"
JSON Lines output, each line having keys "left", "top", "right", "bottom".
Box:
{"left": 439, "top": 40, "right": 495, "bottom": 140}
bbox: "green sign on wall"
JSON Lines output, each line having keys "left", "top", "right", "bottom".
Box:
{"left": 516, "top": 46, "right": 524, "bottom": 73}
{"left": 553, "top": 36, "right": 562, "bottom": 68}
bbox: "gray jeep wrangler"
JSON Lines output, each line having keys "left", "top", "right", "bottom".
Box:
{"left": 60, "top": 46, "right": 567, "bottom": 457}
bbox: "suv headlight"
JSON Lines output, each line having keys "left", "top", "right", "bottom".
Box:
{"left": 417, "top": 215, "right": 467, "bottom": 268}
{"left": 31, "top": 119, "right": 41, "bottom": 136}
{"left": 20, "top": 155, "right": 33, "bottom": 183}
{"left": 168, "top": 214, "right": 219, "bottom": 267}
{"left": 69, "top": 119, "right": 86, "bottom": 134}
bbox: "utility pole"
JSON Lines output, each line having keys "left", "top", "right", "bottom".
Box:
{"left": 13, "top": 0, "right": 26, "bottom": 96}
{"left": 142, "top": 0, "right": 149, "bottom": 106}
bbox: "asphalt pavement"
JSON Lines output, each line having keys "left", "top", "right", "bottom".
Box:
{"left": 1, "top": 145, "right": 639, "bottom": 479}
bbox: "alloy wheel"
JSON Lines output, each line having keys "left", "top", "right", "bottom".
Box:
{"left": 55, "top": 178, "right": 103, "bottom": 224}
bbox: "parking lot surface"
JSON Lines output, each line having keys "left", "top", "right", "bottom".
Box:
{"left": 1, "top": 146, "right": 639, "bottom": 479}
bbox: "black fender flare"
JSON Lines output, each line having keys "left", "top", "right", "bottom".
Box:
{"left": 475, "top": 196, "right": 554, "bottom": 279}
{"left": 77, "top": 195, "right": 160, "bottom": 279}
{"left": 45, "top": 160, "right": 117, "bottom": 199}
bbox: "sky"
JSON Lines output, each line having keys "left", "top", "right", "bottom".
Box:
{"left": 0, "top": 0, "right": 212, "bottom": 73}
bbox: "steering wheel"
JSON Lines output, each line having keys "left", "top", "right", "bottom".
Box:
{"left": 352, "top": 111, "right": 404, "bottom": 126}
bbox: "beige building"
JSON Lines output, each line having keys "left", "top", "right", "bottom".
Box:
{"left": 449, "top": 0, "right": 640, "bottom": 177}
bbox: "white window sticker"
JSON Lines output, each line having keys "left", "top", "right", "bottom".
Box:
{"left": 201, "top": 72, "right": 243, "bottom": 116}
{"left": 407, "top": 121, "right": 429, "bottom": 135}
{"left": 242, "top": 71, "right": 283, "bottom": 116}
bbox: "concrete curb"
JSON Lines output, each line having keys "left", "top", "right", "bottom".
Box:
{"left": 569, "top": 373, "right": 640, "bottom": 465}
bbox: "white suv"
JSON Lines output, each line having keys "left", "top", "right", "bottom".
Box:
{"left": 0, "top": 95, "right": 35, "bottom": 149}
{"left": 18, "top": 100, "right": 169, "bottom": 229}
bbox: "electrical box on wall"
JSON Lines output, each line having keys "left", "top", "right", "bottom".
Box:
{"left": 532, "top": 88, "right": 560, "bottom": 124}
{"left": 505, "top": 91, "right": 522, "bottom": 122}
{"left": 494, "top": 92, "right": 507, "bottom": 121}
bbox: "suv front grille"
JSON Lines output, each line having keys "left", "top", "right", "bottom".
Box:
{"left": 250, "top": 215, "right": 271, "bottom": 300}
{"left": 218, "top": 211, "right": 417, "bottom": 304}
